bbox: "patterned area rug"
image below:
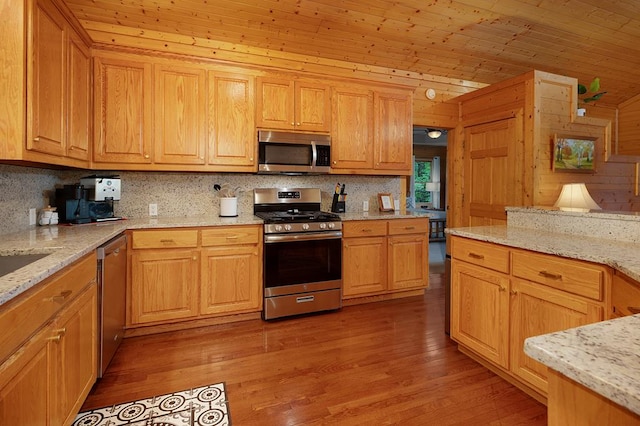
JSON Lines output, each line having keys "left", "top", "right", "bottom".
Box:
{"left": 73, "top": 383, "right": 230, "bottom": 426}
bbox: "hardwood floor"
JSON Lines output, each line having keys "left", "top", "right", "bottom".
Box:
{"left": 82, "top": 273, "right": 547, "bottom": 425}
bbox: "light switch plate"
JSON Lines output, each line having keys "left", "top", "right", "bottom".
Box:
{"left": 149, "top": 203, "right": 158, "bottom": 216}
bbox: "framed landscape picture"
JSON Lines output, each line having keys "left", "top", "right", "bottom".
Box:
{"left": 553, "top": 134, "right": 597, "bottom": 173}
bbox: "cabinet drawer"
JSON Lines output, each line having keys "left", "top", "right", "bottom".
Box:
{"left": 611, "top": 271, "right": 640, "bottom": 317}
{"left": 132, "top": 229, "right": 198, "bottom": 249}
{"left": 451, "top": 237, "right": 510, "bottom": 274}
{"left": 512, "top": 250, "right": 604, "bottom": 301}
{"left": 388, "top": 218, "right": 429, "bottom": 235}
{"left": 0, "top": 252, "right": 96, "bottom": 363}
{"left": 343, "top": 220, "right": 387, "bottom": 237}
{"left": 201, "top": 226, "right": 261, "bottom": 246}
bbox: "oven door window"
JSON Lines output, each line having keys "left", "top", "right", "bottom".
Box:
{"left": 264, "top": 237, "right": 341, "bottom": 288}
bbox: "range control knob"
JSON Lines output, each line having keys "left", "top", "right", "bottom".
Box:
{"left": 319, "top": 223, "right": 327, "bottom": 229}
{"left": 302, "top": 223, "right": 310, "bottom": 230}
{"left": 274, "top": 225, "right": 283, "bottom": 232}
{"left": 328, "top": 223, "right": 335, "bottom": 229}
{"left": 284, "top": 224, "right": 292, "bottom": 231}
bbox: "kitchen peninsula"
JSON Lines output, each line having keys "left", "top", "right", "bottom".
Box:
{"left": 447, "top": 206, "right": 640, "bottom": 420}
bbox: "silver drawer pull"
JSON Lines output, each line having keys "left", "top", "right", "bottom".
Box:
{"left": 404, "top": 226, "right": 415, "bottom": 230}
{"left": 160, "top": 239, "right": 175, "bottom": 243}
{"left": 539, "top": 270, "right": 562, "bottom": 280}
{"left": 468, "top": 252, "right": 484, "bottom": 260}
{"left": 296, "top": 296, "right": 315, "bottom": 303}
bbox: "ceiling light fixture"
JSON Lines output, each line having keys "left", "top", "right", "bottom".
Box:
{"left": 427, "top": 129, "right": 442, "bottom": 139}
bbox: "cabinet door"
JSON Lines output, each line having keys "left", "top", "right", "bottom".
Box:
{"left": 67, "top": 31, "right": 91, "bottom": 161}
{"left": 201, "top": 246, "right": 261, "bottom": 315}
{"left": 342, "top": 236, "right": 387, "bottom": 296}
{"left": 463, "top": 117, "right": 522, "bottom": 226}
{"left": 208, "top": 72, "right": 256, "bottom": 169}
{"left": 49, "top": 284, "right": 98, "bottom": 426}
{"left": 28, "top": 0, "right": 66, "bottom": 156}
{"left": 0, "top": 327, "right": 49, "bottom": 426}
{"left": 153, "top": 64, "right": 206, "bottom": 164}
{"left": 374, "top": 90, "right": 412, "bottom": 172}
{"left": 510, "top": 278, "right": 603, "bottom": 393}
{"left": 295, "top": 81, "right": 330, "bottom": 132}
{"left": 451, "top": 261, "right": 510, "bottom": 368}
{"left": 130, "top": 249, "right": 199, "bottom": 324}
{"left": 331, "top": 86, "right": 374, "bottom": 170}
{"left": 256, "top": 77, "right": 294, "bottom": 130}
{"left": 388, "top": 234, "right": 428, "bottom": 290}
{"left": 94, "top": 55, "right": 152, "bottom": 164}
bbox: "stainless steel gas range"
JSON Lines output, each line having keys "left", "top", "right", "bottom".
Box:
{"left": 254, "top": 188, "right": 342, "bottom": 320}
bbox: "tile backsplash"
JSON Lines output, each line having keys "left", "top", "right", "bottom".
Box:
{"left": 0, "top": 164, "right": 401, "bottom": 235}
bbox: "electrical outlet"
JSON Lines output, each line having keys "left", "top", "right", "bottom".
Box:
{"left": 149, "top": 203, "right": 158, "bottom": 217}
{"left": 29, "top": 208, "right": 37, "bottom": 226}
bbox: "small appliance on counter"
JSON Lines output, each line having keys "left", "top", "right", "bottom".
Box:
{"left": 55, "top": 176, "right": 122, "bottom": 224}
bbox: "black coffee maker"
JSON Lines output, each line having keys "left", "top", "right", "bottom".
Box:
{"left": 55, "top": 185, "right": 92, "bottom": 224}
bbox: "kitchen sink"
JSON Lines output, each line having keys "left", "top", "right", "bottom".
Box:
{"left": 0, "top": 253, "right": 52, "bottom": 278}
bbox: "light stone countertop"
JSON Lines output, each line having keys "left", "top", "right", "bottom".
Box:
{"left": 446, "top": 225, "right": 640, "bottom": 282}
{"left": 524, "top": 315, "right": 640, "bottom": 416}
{"left": 0, "top": 212, "right": 430, "bottom": 306}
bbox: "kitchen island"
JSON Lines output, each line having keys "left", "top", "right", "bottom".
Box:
{"left": 447, "top": 206, "right": 640, "bottom": 418}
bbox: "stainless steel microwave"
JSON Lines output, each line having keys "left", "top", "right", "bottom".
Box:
{"left": 258, "top": 130, "right": 331, "bottom": 174}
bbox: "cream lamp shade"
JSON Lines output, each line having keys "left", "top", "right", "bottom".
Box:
{"left": 553, "top": 183, "right": 601, "bottom": 212}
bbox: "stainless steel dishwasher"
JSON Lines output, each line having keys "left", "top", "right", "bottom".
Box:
{"left": 97, "top": 234, "right": 127, "bottom": 377}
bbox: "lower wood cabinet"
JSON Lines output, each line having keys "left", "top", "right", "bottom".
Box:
{"left": 130, "top": 248, "right": 200, "bottom": 324}
{"left": 0, "top": 253, "right": 97, "bottom": 425}
{"left": 343, "top": 218, "right": 429, "bottom": 299}
{"left": 610, "top": 270, "right": 640, "bottom": 318}
{"left": 451, "top": 260, "right": 510, "bottom": 368}
{"left": 450, "top": 236, "right": 607, "bottom": 398}
{"left": 128, "top": 226, "right": 262, "bottom": 327}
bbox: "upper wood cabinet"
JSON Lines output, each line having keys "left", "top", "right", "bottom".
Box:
{"left": 257, "top": 77, "right": 331, "bottom": 132}
{"left": 331, "top": 85, "right": 375, "bottom": 171}
{"left": 93, "top": 51, "right": 258, "bottom": 172}
{"left": 25, "top": 0, "right": 91, "bottom": 166}
{"left": 67, "top": 31, "right": 91, "bottom": 161}
{"left": 374, "top": 90, "right": 413, "bottom": 172}
{"left": 207, "top": 72, "right": 257, "bottom": 170}
{"left": 153, "top": 64, "right": 207, "bottom": 165}
{"left": 93, "top": 53, "right": 153, "bottom": 164}
{"left": 331, "top": 85, "right": 413, "bottom": 175}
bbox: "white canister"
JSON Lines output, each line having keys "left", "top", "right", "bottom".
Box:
{"left": 220, "top": 197, "right": 238, "bottom": 217}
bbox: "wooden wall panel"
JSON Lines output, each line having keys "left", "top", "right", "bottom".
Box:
{"left": 618, "top": 94, "right": 640, "bottom": 156}
{"left": 533, "top": 74, "right": 639, "bottom": 211}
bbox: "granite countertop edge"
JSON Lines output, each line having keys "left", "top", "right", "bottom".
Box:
{"left": 524, "top": 316, "right": 640, "bottom": 416}
{"left": 0, "top": 212, "right": 430, "bottom": 306}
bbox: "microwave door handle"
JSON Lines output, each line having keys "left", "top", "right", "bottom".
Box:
{"left": 311, "top": 141, "right": 318, "bottom": 168}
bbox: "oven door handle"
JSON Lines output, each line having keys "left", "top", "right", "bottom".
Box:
{"left": 264, "top": 231, "right": 343, "bottom": 243}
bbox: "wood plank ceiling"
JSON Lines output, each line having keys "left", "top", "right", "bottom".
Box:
{"left": 63, "top": 0, "right": 640, "bottom": 105}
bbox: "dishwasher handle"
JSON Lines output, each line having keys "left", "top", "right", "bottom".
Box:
{"left": 97, "top": 234, "right": 127, "bottom": 260}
